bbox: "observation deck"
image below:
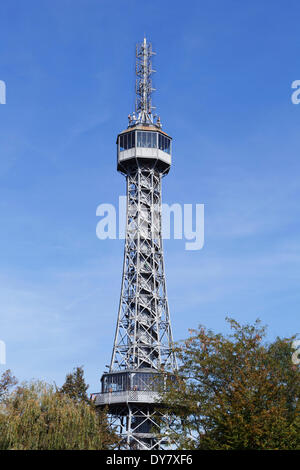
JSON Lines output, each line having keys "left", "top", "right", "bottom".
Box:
{"left": 91, "top": 390, "right": 160, "bottom": 406}
{"left": 117, "top": 124, "right": 172, "bottom": 174}
{"left": 93, "top": 369, "right": 174, "bottom": 407}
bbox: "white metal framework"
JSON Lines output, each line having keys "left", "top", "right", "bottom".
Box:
{"left": 94, "top": 38, "right": 176, "bottom": 450}
{"left": 111, "top": 167, "right": 176, "bottom": 372}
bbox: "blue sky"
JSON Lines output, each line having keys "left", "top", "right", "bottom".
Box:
{"left": 0, "top": 0, "right": 300, "bottom": 392}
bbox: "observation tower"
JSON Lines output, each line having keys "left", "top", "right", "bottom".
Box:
{"left": 94, "top": 38, "right": 177, "bottom": 450}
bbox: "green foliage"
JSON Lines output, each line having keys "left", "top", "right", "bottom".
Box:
{"left": 60, "top": 366, "right": 89, "bottom": 403}
{"left": 0, "top": 381, "right": 118, "bottom": 450}
{"left": 0, "top": 370, "right": 17, "bottom": 402}
{"left": 161, "top": 318, "right": 300, "bottom": 450}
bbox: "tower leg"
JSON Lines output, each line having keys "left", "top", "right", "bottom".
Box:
{"left": 105, "top": 404, "right": 169, "bottom": 450}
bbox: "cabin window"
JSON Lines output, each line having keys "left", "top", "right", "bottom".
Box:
{"left": 119, "top": 131, "right": 136, "bottom": 151}
{"left": 120, "top": 131, "right": 171, "bottom": 154}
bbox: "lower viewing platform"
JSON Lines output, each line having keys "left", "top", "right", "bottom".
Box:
{"left": 91, "top": 369, "right": 176, "bottom": 407}
{"left": 91, "top": 390, "right": 160, "bottom": 406}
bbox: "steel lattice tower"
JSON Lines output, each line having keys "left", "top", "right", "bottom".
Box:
{"left": 94, "top": 38, "right": 177, "bottom": 450}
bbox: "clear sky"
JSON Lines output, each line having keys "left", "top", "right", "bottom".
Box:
{"left": 0, "top": 0, "right": 299, "bottom": 392}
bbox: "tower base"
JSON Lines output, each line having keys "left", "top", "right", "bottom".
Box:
{"left": 97, "top": 402, "right": 169, "bottom": 450}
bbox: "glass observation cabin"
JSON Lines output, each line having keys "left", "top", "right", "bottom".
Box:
{"left": 117, "top": 127, "right": 172, "bottom": 173}
{"left": 101, "top": 370, "right": 175, "bottom": 394}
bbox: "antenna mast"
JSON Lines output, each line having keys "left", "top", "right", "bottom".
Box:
{"left": 129, "top": 37, "right": 161, "bottom": 127}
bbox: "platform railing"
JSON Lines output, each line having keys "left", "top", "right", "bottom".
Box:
{"left": 91, "top": 390, "right": 161, "bottom": 406}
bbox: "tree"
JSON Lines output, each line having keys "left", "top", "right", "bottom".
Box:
{"left": 60, "top": 366, "right": 89, "bottom": 403}
{"left": 0, "top": 369, "right": 17, "bottom": 402}
{"left": 160, "top": 318, "right": 300, "bottom": 450}
{"left": 0, "top": 381, "right": 119, "bottom": 450}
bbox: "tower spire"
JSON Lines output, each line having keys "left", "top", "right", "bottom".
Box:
{"left": 129, "top": 37, "right": 161, "bottom": 127}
